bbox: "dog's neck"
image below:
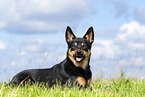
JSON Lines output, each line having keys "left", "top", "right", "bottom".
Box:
{"left": 67, "top": 55, "right": 90, "bottom": 70}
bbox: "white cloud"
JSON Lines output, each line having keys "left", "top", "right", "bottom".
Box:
{"left": 116, "top": 21, "right": 145, "bottom": 66}
{"left": 116, "top": 21, "right": 145, "bottom": 50}
{"left": 0, "top": 41, "right": 6, "bottom": 50}
{"left": 0, "top": 0, "right": 94, "bottom": 34}
{"left": 117, "top": 21, "right": 145, "bottom": 42}
{"left": 92, "top": 39, "right": 121, "bottom": 59}
{"left": 127, "top": 42, "right": 145, "bottom": 50}
{"left": 92, "top": 21, "right": 145, "bottom": 64}
{"left": 120, "top": 21, "right": 141, "bottom": 34}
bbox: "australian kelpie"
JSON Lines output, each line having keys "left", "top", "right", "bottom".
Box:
{"left": 10, "top": 26, "right": 94, "bottom": 87}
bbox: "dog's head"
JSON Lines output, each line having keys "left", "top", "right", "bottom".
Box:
{"left": 66, "top": 26, "right": 94, "bottom": 70}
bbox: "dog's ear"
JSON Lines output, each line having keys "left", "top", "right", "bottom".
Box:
{"left": 66, "top": 26, "right": 76, "bottom": 44}
{"left": 83, "top": 27, "right": 94, "bottom": 44}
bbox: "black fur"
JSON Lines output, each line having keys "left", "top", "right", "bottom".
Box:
{"left": 10, "top": 26, "right": 94, "bottom": 87}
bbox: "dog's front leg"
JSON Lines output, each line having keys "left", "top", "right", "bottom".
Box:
{"left": 67, "top": 76, "right": 86, "bottom": 88}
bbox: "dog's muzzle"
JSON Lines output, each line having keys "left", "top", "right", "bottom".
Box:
{"left": 74, "top": 49, "right": 85, "bottom": 62}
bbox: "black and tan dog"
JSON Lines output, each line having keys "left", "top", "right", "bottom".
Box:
{"left": 10, "top": 26, "right": 94, "bottom": 87}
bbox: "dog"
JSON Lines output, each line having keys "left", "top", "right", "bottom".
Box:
{"left": 10, "top": 26, "right": 94, "bottom": 88}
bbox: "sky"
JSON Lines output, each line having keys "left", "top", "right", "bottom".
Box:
{"left": 0, "top": 0, "right": 145, "bottom": 82}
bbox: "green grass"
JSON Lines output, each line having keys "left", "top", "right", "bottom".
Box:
{"left": 0, "top": 78, "right": 145, "bottom": 97}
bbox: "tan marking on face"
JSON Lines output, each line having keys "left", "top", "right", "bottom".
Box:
{"left": 81, "top": 42, "right": 84, "bottom": 46}
{"left": 76, "top": 77, "right": 86, "bottom": 87}
{"left": 80, "top": 49, "right": 90, "bottom": 69}
{"left": 75, "top": 42, "right": 77, "bottom": 46}
{"left": 68, "top": 48, "right": 78, "bottom": 66}
{"left": 68, "top": 48, "right": 90, "bottom": 70}
{"left": 87, "top": 78, "right": 92, "bottom": 86}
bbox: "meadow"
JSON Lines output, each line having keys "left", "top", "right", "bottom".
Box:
{"left": 0, "top": 77, "right": 145, "bottom": 97}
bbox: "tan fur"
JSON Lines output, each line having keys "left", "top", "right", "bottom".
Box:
{"left": 68, "top": 48, "right": 90, "bottom": 70}
{"left": 81, "top": 42, "right": 84, "bottom": 46}
{"left": 86, "top": 35, "right": 93, "bottom": 43}
{"left": 67, "top": 33, "right": 75, "bottom": 42}
{"left": 75, "top": 42, "right": 77, "bottom": 46}
{"left": 87, "top": 78, "right": 92, "bottom": 86}
{"left": 76, "top": 77, "right": 86, "bottom": 87}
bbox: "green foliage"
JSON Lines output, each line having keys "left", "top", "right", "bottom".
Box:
{"left": 0, "top": 78, "right": 145, "bottom": 97}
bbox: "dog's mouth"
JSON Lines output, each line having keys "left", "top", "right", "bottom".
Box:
{"left": 74, "top": 54, "right": 85, "bottom": 62}
{"left": 76, "top": 57, "right": 82, "bottom": 62}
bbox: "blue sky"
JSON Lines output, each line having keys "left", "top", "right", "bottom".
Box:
{"left": 0, "top": 0, "right": 145, "bottom": 82}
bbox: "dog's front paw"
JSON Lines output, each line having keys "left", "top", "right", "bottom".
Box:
{"left": 75, "top": 77, "right": 86, "bottom": 87}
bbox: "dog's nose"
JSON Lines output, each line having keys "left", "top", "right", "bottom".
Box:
{"left": 76, "top": 49, "right": 82, "bottom": 54}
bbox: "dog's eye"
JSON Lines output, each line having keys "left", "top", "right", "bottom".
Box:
{"left": 71, "top": 45, "right": 76, "bottom": 50}
{"left": 71, "top": 47, "right": 76, "bottom": 51}
{"left": 82, "top": 44, "right": 87, "bottom": 49}
{"left": 72, "top": 46, "right": 76, "bottom": 48}
{"left": 72, "top": 43, "right": 77, "bottom": 48}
